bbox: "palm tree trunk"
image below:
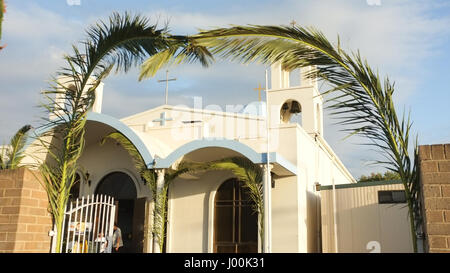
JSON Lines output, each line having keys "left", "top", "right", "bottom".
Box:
{"left": 152, "top": 169, "right": 165, "bottom": 253}
{"left": 54, "top": 209, "right": 65, "bottom": 253}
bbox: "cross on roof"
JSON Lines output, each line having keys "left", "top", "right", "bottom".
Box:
{"left": 152, "top": 112, "right": 173, "bottom": 126}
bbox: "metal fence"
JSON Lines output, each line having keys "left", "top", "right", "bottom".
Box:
{"left": 58, "top": 195, "right": 116, "bottom": 253}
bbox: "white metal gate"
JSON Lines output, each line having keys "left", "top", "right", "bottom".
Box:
{"left": 58, "top": 195, "right": 116, "bottom": 253}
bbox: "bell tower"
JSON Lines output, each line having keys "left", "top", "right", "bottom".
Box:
{"left": 267, "top": 62, "right": 323, "bottom": 136}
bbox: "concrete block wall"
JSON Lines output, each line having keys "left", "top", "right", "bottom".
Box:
{"left": 0, "top": 168, "right": 52, "bottom": 253}
{"left": 419, "top": 144, "right": 450, "bottom": 253}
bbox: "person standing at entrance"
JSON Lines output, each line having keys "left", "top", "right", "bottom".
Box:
{"left": 112, "top": 223, "right": 123, "bottom": 253}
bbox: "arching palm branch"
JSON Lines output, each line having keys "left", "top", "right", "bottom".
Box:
{"left": 0, "top": 125, "right": 32, "bottom": 170}
{"left": 139, "top": 25, "right": 420, "bottom": 252}
{"left": 139, "top": 35, "right": 214, "bottom": 80}
{"left": 34, "top": 12, "right": 188, "bottom": 253}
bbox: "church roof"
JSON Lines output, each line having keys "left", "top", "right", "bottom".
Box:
{"left": 131, "top": 129, "right": 172, "bottom": 159}
{"left": 120, "top": 104, "right": 266, "bottom": 123}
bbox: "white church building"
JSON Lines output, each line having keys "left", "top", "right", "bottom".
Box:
{"left": 27, "top": 64, "right": 356, "bottom": 253}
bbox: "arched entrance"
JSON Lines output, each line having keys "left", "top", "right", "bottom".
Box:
{"left": 213, "top": 178, "right": 258, "bottom": 253}
{"left": 95, "top": 171, "right": 144, "bottom": 253}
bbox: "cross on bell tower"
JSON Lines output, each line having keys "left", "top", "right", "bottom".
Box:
{"left": 254, "top": 83, "right": 264, "bottom": 101}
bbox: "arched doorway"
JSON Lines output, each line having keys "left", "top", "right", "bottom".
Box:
{"left": 95, "top": 171, "right": 141, "bottom": 253}
{"left": 213, "top": 178, "right": 258, "bottom": 253}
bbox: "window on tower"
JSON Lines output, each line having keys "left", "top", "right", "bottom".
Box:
{"left": 280, "top": 99, "right": 302, "bottom": 126}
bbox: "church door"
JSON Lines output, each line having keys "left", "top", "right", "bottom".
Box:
{"left": 214, "top": 178, "right": 258, "bottom": 253}
{"left": 95, "top": 171, "right": 139, "bottom": 253}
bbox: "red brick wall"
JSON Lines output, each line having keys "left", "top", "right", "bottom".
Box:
{"left": 419, "top": 144, "right": 450, "bottom": 253}
{"left": 0, "top": 168, "right": 53, "bottom": 253}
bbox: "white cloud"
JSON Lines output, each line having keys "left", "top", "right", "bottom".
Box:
{"left": 3, "top": 4, "right": 82, "bottom": 41}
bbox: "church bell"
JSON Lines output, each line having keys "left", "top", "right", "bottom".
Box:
{"left": 290, "top": 101, "right": 301, "bottom": 114}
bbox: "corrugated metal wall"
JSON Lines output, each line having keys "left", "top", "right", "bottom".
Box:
{"left": 321, "top": 183, "right": 414, "bottom": 253}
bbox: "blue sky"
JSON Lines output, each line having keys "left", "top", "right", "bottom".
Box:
{"left": 1, "top": 0, "right": 449, "bottom": 178}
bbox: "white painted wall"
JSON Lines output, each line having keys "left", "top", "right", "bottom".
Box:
{"left": 321, "top": 183, "right": 414, "bottom": 253}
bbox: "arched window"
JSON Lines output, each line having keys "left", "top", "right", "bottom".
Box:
{"left": 280, "top": 99, "right": 302, "bottom": 125}
{"left": 214, "top": 178, "right": 258, "bottom": 253}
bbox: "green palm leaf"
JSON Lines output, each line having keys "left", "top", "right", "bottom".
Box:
{"left": 139, "top": 35, "right": 214, "bottom": 79}
{"left": 34, "top": 12, "right": 179, "bottom": 253}
{"left": 6, "top": 124, "right": 32, "bottom": 169}
{"left": 137, "top": 24, "right": 421, "bottom": 252}
{"left": 0, "top": 125, "right": 32, "bottom": 170}
{"left": 202, "top": 25, "right": 420, "bottom": 252}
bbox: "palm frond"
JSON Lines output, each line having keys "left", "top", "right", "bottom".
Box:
{"left": 137, "top": 24, "right": 421, "bottom": 251}
{"left": 6, "top": 125, "right": 32, "bottom": 169}
{"left": 199, "top": 25, "right": 420, "bottom": 251}
{"left": 139, "top": 35, "right": 214, "bottom": 79}
{"left": 0, "top": 125, "right": 32, "bottom": 170}
{"left": 33, "top": 12, "right": 177, "bottom": 253}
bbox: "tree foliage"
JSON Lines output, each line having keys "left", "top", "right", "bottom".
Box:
{"left": 358, "top": 171, "right": 401, "bottom": 182}
{"left": 33, "top": 12, "right": 178, "bottom": 253}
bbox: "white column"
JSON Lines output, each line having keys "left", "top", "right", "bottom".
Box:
{"left": 153, "top": 168, "right": 165, "bottom": 253}
{"left": 261, "top": 163, "right": 273, "bottom": 253}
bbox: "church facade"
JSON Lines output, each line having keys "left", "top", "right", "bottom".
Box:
{"left": 26, "top": 64, "right": 355, "bottom": 253}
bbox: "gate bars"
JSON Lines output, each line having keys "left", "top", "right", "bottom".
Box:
{"left": 56, "top": 195, "right": 116, "bottom": 253}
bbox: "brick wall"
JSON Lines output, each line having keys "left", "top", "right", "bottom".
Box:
{"left": 418, "top": 144, "right": 450, "bottom": 253}
{"left": 0, "top": 168, "right": 52, "bottom": 253}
